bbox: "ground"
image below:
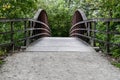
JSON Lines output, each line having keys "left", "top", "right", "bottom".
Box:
{"left": 0, "top": 37, "right": 120, "bottom": 80}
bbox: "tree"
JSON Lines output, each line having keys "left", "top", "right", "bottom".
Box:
{"left": 0, "top": 0, "right": 38, "bottom": 56}
{"left": 0, "top": 0, "right": 38, "bottom": 18}
{"left": 37, "top": 0, "right": 72, "bottom": 36}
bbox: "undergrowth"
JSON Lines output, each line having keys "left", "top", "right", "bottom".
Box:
{"left": 112, "top": 62, "right": 120, "bottom": 68}
{"left": 0, "top": 50, "right": 6, "bottom": 67}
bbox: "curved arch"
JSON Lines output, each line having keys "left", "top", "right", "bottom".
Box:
{"left": 72, "top": 9, "right": 87, "bottom": 26}
{"left": 70, "top": 9, "right": 89, "bottom": 42}
{"left": 33, "top": 9, "right": 51, "bottom": 38}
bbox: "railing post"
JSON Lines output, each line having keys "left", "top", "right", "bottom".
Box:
{"left": 92, "top": 21, "right": 96, "bottom": 47}
{"left": 106, "top": 22, "right": 110, "bottom": 54}
{"left": 26, "top": 21, "right": 31, "bottom": 46}
{"left": 10, "top": 22, "right": 14, "bottom": 52}
{"left": 24, "top": 21, "right": 28, "bottom": 46}
{"left": 87, "top": 22, "right": 91, "bottom": 44}
{"left": 87, "top": 22, "right": 90, "bottom": 37}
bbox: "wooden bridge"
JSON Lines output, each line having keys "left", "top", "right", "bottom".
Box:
{"left": 0, "top": 9, "right": 120, "bottom": 80}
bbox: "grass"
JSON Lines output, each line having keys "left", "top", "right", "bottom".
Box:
{"left": 0, "top": 50, "right": 6, "bottom": 56}
{"left": 111, "top": 62, "right": 120, "bottom": 68}
{"left": 0, "top": 60, "right": 3, "bottom": 65}
{"left": 0, "top": 50, "right": 6, "bottom": 67}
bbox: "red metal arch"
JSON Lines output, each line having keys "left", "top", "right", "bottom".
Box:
{"left": 33, "top": 9, "right": 51, "bottom": 38}
{"left": 72, "top": 9, "right": 87, "bottom": 26}
{"left": 70, "top": 9, "right": 89, "bottom": 42}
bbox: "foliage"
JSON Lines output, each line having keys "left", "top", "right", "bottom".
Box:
{"left": 0, "top": 50, "right": 5, "bottom": 56}
{"left": 112, "top": 62, "right": 120, "bottom": 68}
{"left": 0, "top": 50, "right": 5, "bottom": 66}
{"left": 83, "top": 0, "right": 120, "bottom": 61}
{"left": 37, "top": 0, "right": 72, "bottom": 36}
{"left": 0, "top": 0, "right": 38, "bottom": 58}
{"left": 99, "top": 0, "right": 120, "bottom": 18}
{"left": 0, "top": 0, "right": 38, "bottom": 18}
{"left": 0, "top": 60, "right": 3, "bottom": 65}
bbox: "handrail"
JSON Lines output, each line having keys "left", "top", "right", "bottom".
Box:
{"left": 0, "top": 18, "right": 29, "bottom": 22}
{"left": 70, "top": 18, "right": 120, "bottom": 32}
{"left": 90, "top": 18, "right": 120, "bottom": 22}
{"left": 0, "top": 19, "right": 51, "bottom": 51}
{"left": 29, "top": 19, "right": 51, "bottom": 31}
{"left": 70, "top": 18, "right": 120, "bottom": 54}
{"left": 70, "top": 9, "right": 120, "bottom": 54}
{"left": 70, "top": 20, "right": 94, "bottom": 32}
{"left": 0, "top": 9, "right": 51, "bottom": 52}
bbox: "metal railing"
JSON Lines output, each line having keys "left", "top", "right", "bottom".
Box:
{"left": 70, "top": 18, "right": 120, "bottom": 54}
{"left": 0, "top": 18, "right": 51, "bottom": 52}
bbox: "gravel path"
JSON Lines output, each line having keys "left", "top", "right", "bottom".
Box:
{"left": 0, "top": 51, "right": 120, "bottom": 80}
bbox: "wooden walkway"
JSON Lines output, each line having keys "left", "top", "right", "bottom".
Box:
{"left": 0, "top": 37, "right": 120, "bottom": 80}
{"left": 26, "top": 37, "right": 94, "bottom": 52}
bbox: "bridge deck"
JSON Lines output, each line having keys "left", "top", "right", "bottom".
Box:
{"left": 26, "top": 37, "right": 94, "bottom": 52}
{"left": 0, "top": 37, "right": 120, "bottom": 80}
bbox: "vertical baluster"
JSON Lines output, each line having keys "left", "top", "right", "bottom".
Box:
{"left": 90, "top": 22, "right": 92, "bottom": 45}
{"left": 24, "top": 21, "right": 27, "bottom": 46}
{"left": 87, "top": 22, "right": 90, "bottom": 37}
{"left": 10, "top": 21, "right": 14, "bottom": 52}
{"left": 106, "top": 22, "right": 110, "bottom": 54}
{"left": 93, "top": 21, "right": 96, "bottom": 47}
{"left": 27, "top": 21, "right": 33, "bottom": 46}
{"left": 87, "top": 22, "right": 91, "bottom": 44}
{"left": 26, "top": 21, "right": 31, "bottom": 46}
